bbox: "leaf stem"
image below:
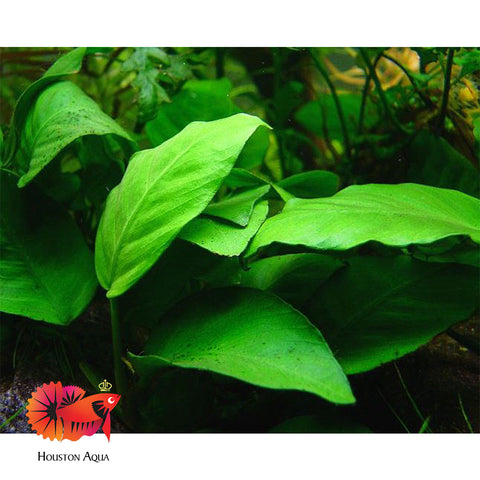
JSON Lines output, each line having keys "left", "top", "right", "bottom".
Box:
{"left": 309, "top": 49, "right": 353, "bottom": 164}
{"left": 436, "top": 48, "right": 454, "bottom": 134}
{"left": 358, "top": 52, "right": 382, "bottom": 135}
{"left": 458, "top": 394, "right": 474, "bottom": 433}
{"left": 381, "top": 53, "right": 435, "bottom": 109}
{"left": 110, "top": 298, "right": 127, "bottom": 397}
{"left": 394, "top": 363, "right": 432, "bottom": 433}
{"left": 359, "top": 48, "right": 411, "bottom": 134}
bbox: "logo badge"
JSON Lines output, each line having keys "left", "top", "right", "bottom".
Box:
{"left": 26, "top": 381, "right": 120, "bottom": 441}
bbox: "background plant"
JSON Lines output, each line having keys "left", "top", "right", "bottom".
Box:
{"left": 1, "top": 47, "right": 479, "bottom": 433}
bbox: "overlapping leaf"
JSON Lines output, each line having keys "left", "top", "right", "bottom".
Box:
{"left": 0, "top": 172, "right": 97, "bottom": 325}
{"left": 3, "top": 48, "right": 86, "bottom": 164}
{"left": 278, "top": 171, "right": 340, "bottom": 198}
{"left": 146, "top": 79, "right": 240, "bottom": 146}
{"left": 247, "top": 183, "right": 480, "bottom": 257}
{"left": 179, "top": 201, "right": 269, "bottom": 257}
{"left": 406, "top": 131, "right": 479, "bottom": 197}
{"left": 130, "top": 287, "right": 355, "bottom": 404}
{"left": 306, "top": 255, "right": 479, "bottom": 374}
{"left": 95, "top": 114, "right": 269, "bottom": 297}
{"left": 200, "top": 253, "right": 342, "bottom": 307}
{"left": 15, "top": 81, "right": 134, "bottom": 187}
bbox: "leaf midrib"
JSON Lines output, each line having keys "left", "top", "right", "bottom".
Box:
{"left": 105, "top": 135, "right": 223, "bottom": 287}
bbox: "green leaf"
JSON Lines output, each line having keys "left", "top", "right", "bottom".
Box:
{"left": 246, "top": 183, "right": 480, "bottom": 257}
{"left": 278, "top": 171, "right": 340, "bottom": 198}
{"left": 413, "top": 240, "right": 480, "bottom": 267}
{"left": 179, "top": 200, "right": 269, "bottom": 257}
{"left": 224, "top": 168, "right": 271, "bottom": 189}
{"left": 95, "top": 114, "right": 269, "bottom": 298}
{"left": 405, "top": 131, "right": 479, "bottom": 197}
{"left": 146, "top": 79, "right": 240, "bottom": 146}
{"left": 201, "top": 253, "right": 342, "bottom": 308}
{"left": 204, "top": 185, "right": 270, "bottom": 226}
{"left": 306, "top": 255, "right": 479, "bottom": 374}
{"left": 0, "top": 172, "right": 97, "bottom": 325}
{"left": 123, "top": 48, "right": 171, "bottom": 123}
{"left": 130, "top": 287, "right": 355, "bottom": 404}
{"left": 223, "top": 168, "right": 292, "bottom": 201}
{"left": 15, "top": 81, "right": 134, "bottom": 187}
{"left": 4, "top": 48, "right": 86, "bottom": 163}
{"left": 454, "top": 49, "right": 480, "bottom": 78}
{"left": 235, "top": 127, "right": 270, "bottom": 170}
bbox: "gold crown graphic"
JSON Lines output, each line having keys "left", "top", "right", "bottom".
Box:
{"left": 98, "top": 379, "right": 112, "bottom": 392}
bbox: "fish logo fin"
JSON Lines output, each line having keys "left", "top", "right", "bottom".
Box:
{"left": 60, "top": 385, "right": 86, "bottom": 407}
{"left": 62, "top": 418, "right": 103, "bottom": 442}
{"left": 26, "top": 381, "right": 64, "bottom": 441}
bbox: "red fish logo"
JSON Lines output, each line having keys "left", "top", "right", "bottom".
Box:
{"left": 26, "top": 381, "right": 120, "bottom": 441}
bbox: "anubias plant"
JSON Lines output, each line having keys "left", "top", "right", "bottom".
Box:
{"left": 1, "top": 47, "right": 479, "bottom": 432}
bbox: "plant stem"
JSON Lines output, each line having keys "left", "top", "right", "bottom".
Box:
{"left": 272, "top": 48, "right": 288, "bottom": 177}
{"left": 358, "top": 52, "right": 382, "bottom": 135}
{"left": 381, "top": 53, "right": 435, "bottom": 108}
{"left": 458, "top": 394, "right": 474, "bottom": 433}
{"left": 436, "top": 48, "right": 454, "bottom": 134}
{"left": 110, "top": 298, "right": 127, "bottom": 397}
{"left": 309, "top": 49, "right": 353, "bottom": 164}
{"left": 394, "top": 363, "right": 432, "bottom": 433}
{"left": 359, "top": 48, "right": 410, "bottom": 134}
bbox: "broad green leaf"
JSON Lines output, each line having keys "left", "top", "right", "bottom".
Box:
{"left": 179, "top": 201, "right": 269, "bottom": 257}
{"left": 130, "top": 287, "right": 355, "bottom": 404}
{"left": 200, "top": 253, "right": 342, "bottom": 308}
{"left": 204, "top": 185, "right": 270, "bottom": 226}
{"left": 15, "top": 81, "right": 134, "bottom": 187}
{"left": 246, "top": 183, "right": 480, "bottom": 257}
{"left": 146, "top": 79, "right": 240, "bottom": 146}
{"left": 306, "top": 255, "right": 479, "bottom": 374}
{"left": 278, "top": 170, "right": 340, "bottom": 198}
{"left": 95, "top": 114, "right": 269, "bottom": 298}
{"left": 4, "top": 48, "right": 86, "bottom": 163}
{"left": 0, "top": 172, "right": 97, "bottom": 325}
{"left": 405, "top": 131, "right": 479, "bottom": 197}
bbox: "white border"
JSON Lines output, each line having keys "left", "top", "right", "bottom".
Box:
{"left": 0, "top": 433, "right": 479, "bottom": 479}
{"left": 1, "top": 1, "right": 479, "bottom": 46}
